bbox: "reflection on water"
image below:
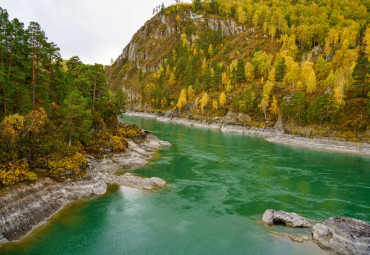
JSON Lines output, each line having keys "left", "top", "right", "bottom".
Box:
{"left": 1, "top": 116, "right": 369, "bottom": 255}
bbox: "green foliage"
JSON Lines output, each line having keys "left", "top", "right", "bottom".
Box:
{"left": 352, "top": 55, "right": 369, "bottom": 98}
{"left": 62, "top": 90, "right": 92, "bottom": 146}
{"left": 236, "top": 59, "right": 247, "bottom": 85}
{"left": 0, "top": 8, "right": 127, "bottom": 188}
{"left": 307, "top": 93, "right": 341, "bottom": 124}
{"left": 282, "top": 92, "right": 308, "bottom": 125}
{"left": 274, "top": 56, "right": 286, "bottom": 82}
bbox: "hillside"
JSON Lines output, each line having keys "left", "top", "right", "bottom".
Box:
{"left": 107, "top": 0, "right": 370, "bottom": 142}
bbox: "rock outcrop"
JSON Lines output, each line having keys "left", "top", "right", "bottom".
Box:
{"left": 261, "top": 209, "right": 370, "bottom": 255}
{"left": 312, "top": 217, "right": 370, "bottom": 255}
{"left": 116, "top": 10, "right": 243, "bottom": 73}
{"left": 0, "top": 133, "right": 170, "bottom": 244}
{"left": 261, "top": 209, "right": 312, "bottom": 228}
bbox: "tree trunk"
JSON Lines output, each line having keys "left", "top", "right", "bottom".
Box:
{"left": 32, "top": 49, "right": 35, "bottom": 109}
{"left": 69, "top": 132, "right": 72, "bottom": 147}
{"left": 92, "top": 78, "right": 96, "bottom": 113}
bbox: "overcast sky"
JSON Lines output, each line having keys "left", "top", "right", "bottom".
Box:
{"left": 0, "top": 0, "right": 190, "bottom": 65}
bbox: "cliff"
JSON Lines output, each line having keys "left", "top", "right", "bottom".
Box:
{"left": 114, "top": 9, "right": 244, "bottom": 73}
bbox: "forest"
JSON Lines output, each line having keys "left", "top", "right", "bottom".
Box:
{"left": 0, "top": 7, "right": 128, "bottom": 188}
{"left": 108, "top": 0, "right": 369, "bottom": 142}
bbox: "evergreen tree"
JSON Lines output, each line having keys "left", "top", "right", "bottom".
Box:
{"left": 236, "top": 59, "right": 247, "bottom": 86}
{"left": 275, "top": 57, "right": 286, "bottom": 82}
{"left": 62, "top": 90, "right": 92, "bottom": 146}
{"left": 193, "top": 0, "right": 202, "bottom": 12}
{"left": 352, "top": 55, "right": 369, "bottom": 98}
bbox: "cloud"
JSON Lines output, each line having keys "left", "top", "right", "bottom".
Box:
{"left": 0, "top": 0, "right": 190, "bottom": 64}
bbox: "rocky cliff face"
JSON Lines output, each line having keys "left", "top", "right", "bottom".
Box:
{"left": 0, "top": 133, "right": 170, "bottom": 244}
{"left": 115, "top": 10, "right": 244, "bottom": 73}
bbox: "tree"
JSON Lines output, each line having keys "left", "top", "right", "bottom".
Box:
{"left": 212, "top": 99, "right": 218, "bottom": 110}
{"left": 237, "top": 7, "right": 247, "bottom": 24}
{"left": 187, "top": 86, "right": 195, "bottom": 99}
{"left": 200, "top": 92, "right": 209, "bottom": 114}
{"left": 251, "top": 51, "right": 272, "bottom": 78}
{"left": 236, "top": 59, "right": 246, "bottom": 86}
{"left": 177, "top": 89, "right": 187, "bottom": 110}
{"left": 208, "top": 44, "right": 214, "bottom": 57}
{"left": 269, "top": 96, "right": 280, "bottom": 119}
{"left": 259, "top": 81, "right": 274, "bottom": 120}
{"left": 306, "top": 70, "right": 317, "bottom": 94}
{"left": 281, "top": 92, "right": 308, "bottom": 125}
{"left": 275, "top": 56, "right": 286, "bottom": 82}
{"left": 352, "top": 55, "right": 369, "bottom": 98}
{"left": 62, "top": 90, "right": 92, "bottom": 146}
{"left": 244, "top": 62, "right": 255, "bottom": 82}
{"left": 315, "top": 56, "right": 329, "bottom": 81}
{"left": 219, "top": 92, "right": 226, "bottom": 107}
{"left": 308, "top": 93, "right": 339, "bottom": 124}
{"left": 193, "top": 0, "right": 202, "bottom": 11}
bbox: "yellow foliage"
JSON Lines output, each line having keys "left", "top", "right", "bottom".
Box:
{"left": 244, "top": 62, "right": 255, "bottom": 81}
{"left": 187, "top": 86, "right": 195, "bottom": 99}
{"left": 268, "top": 67, "right": 276, "bottom": 82}
{"left": 208, "top": 44, "right": 214, "bottom": 56}
{"left": 219, "top": 92, "right": 227, "bottom": 107}
{"left": 269, "top": 96, "right": 280, "bottom": 117}
{"left": 0, "top": 161, "right": 37, "bottom": 187}
{"left": 306, "top": 70, "right": 317, "bottom": 94}
{"left": 177, "top": 89, "right": 187, "bottom": 110}
{"left": 212, "top": 99, "right": 218, "bottom": 110}
{"left": 200, "top": 92, "right": 209, "bottom": 114}
{"left": 301, "top": 61, "right": 314, "bottom": 84}
{"left": 48, "top": 152, "right": 87, "bottom": 175}
{"left": 333, "top": 86, "right": 345, "bottom": 107}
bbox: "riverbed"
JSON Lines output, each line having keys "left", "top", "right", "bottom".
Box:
{"left": 1, "top": 115, "right": 369, "bottom": 254}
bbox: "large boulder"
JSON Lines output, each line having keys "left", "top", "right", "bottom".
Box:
{"left": 261, "top": 209, "right": 312, "bottom": 228}
{"left": 0, "top": 232, "right": 8, "bottom": 245}
{"left": 222, "top": 111, "right": 251, "bottom": 125}
{"left": 312, "top": 217, "right": 370, "bottom": 255}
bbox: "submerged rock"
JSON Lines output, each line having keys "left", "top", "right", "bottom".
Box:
{"left": 261, "top": 209, "right": 312, "bottom": 228}
{"left": 312, "top": 217, "right": 370, "bottom": 255}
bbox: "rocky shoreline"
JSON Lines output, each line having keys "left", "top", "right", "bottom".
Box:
{"left": 125, "top": 110, "right": 370, "bottom": 157}
{"left": 0, "top": 133, "right": 171, "bottom": 245}
{"left": 261, "top": 209, "right": 370, "bottom": 255}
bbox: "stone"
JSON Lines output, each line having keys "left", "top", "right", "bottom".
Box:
{"left": 223, "top": 111, "right": 251, "bottom": 125}
{"left": 312, "top": 217, "right": 370, "bottom": 255}
{"left": 261, "top": 209, "right": 312, "bottom": 228}
{"left": 0, "top": 233, "right": 8, "bottom": 245}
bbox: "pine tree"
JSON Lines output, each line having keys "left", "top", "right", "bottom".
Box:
{"left": 275, "top": 56, "right": 286, "bottom": 82}
{"left": 193, "top": 0, "right": 202, "bottom": 12}
{"left": 352, "top": 55, "right": 369, "bottom": 98}
{"left": 62, "top": 90, "right": 92, "bottom": 146}
{"left": 236, "top": 59, "right": 247, "bottom": 86}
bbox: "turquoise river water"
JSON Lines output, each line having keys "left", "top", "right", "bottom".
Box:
{"left": 1, "top": 115, "right": 370, "bottom": 255}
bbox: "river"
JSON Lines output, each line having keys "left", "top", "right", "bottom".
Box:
{"left": 1, "top": 115, "right": 369, "bottom": 254}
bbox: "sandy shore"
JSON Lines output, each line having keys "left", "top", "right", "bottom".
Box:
{"left": 125, "top": 111, "right": 370, "bottom": 157}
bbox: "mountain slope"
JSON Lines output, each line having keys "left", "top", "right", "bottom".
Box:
{"left": 107, "top": 1, "right": 370, "bottom": 142}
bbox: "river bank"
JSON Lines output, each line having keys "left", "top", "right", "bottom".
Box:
{"left": 0, "top": 133, "right": 171, "bottom": 245}
{"left": 125, "top": 110, "right": 370, "bottom": 157}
